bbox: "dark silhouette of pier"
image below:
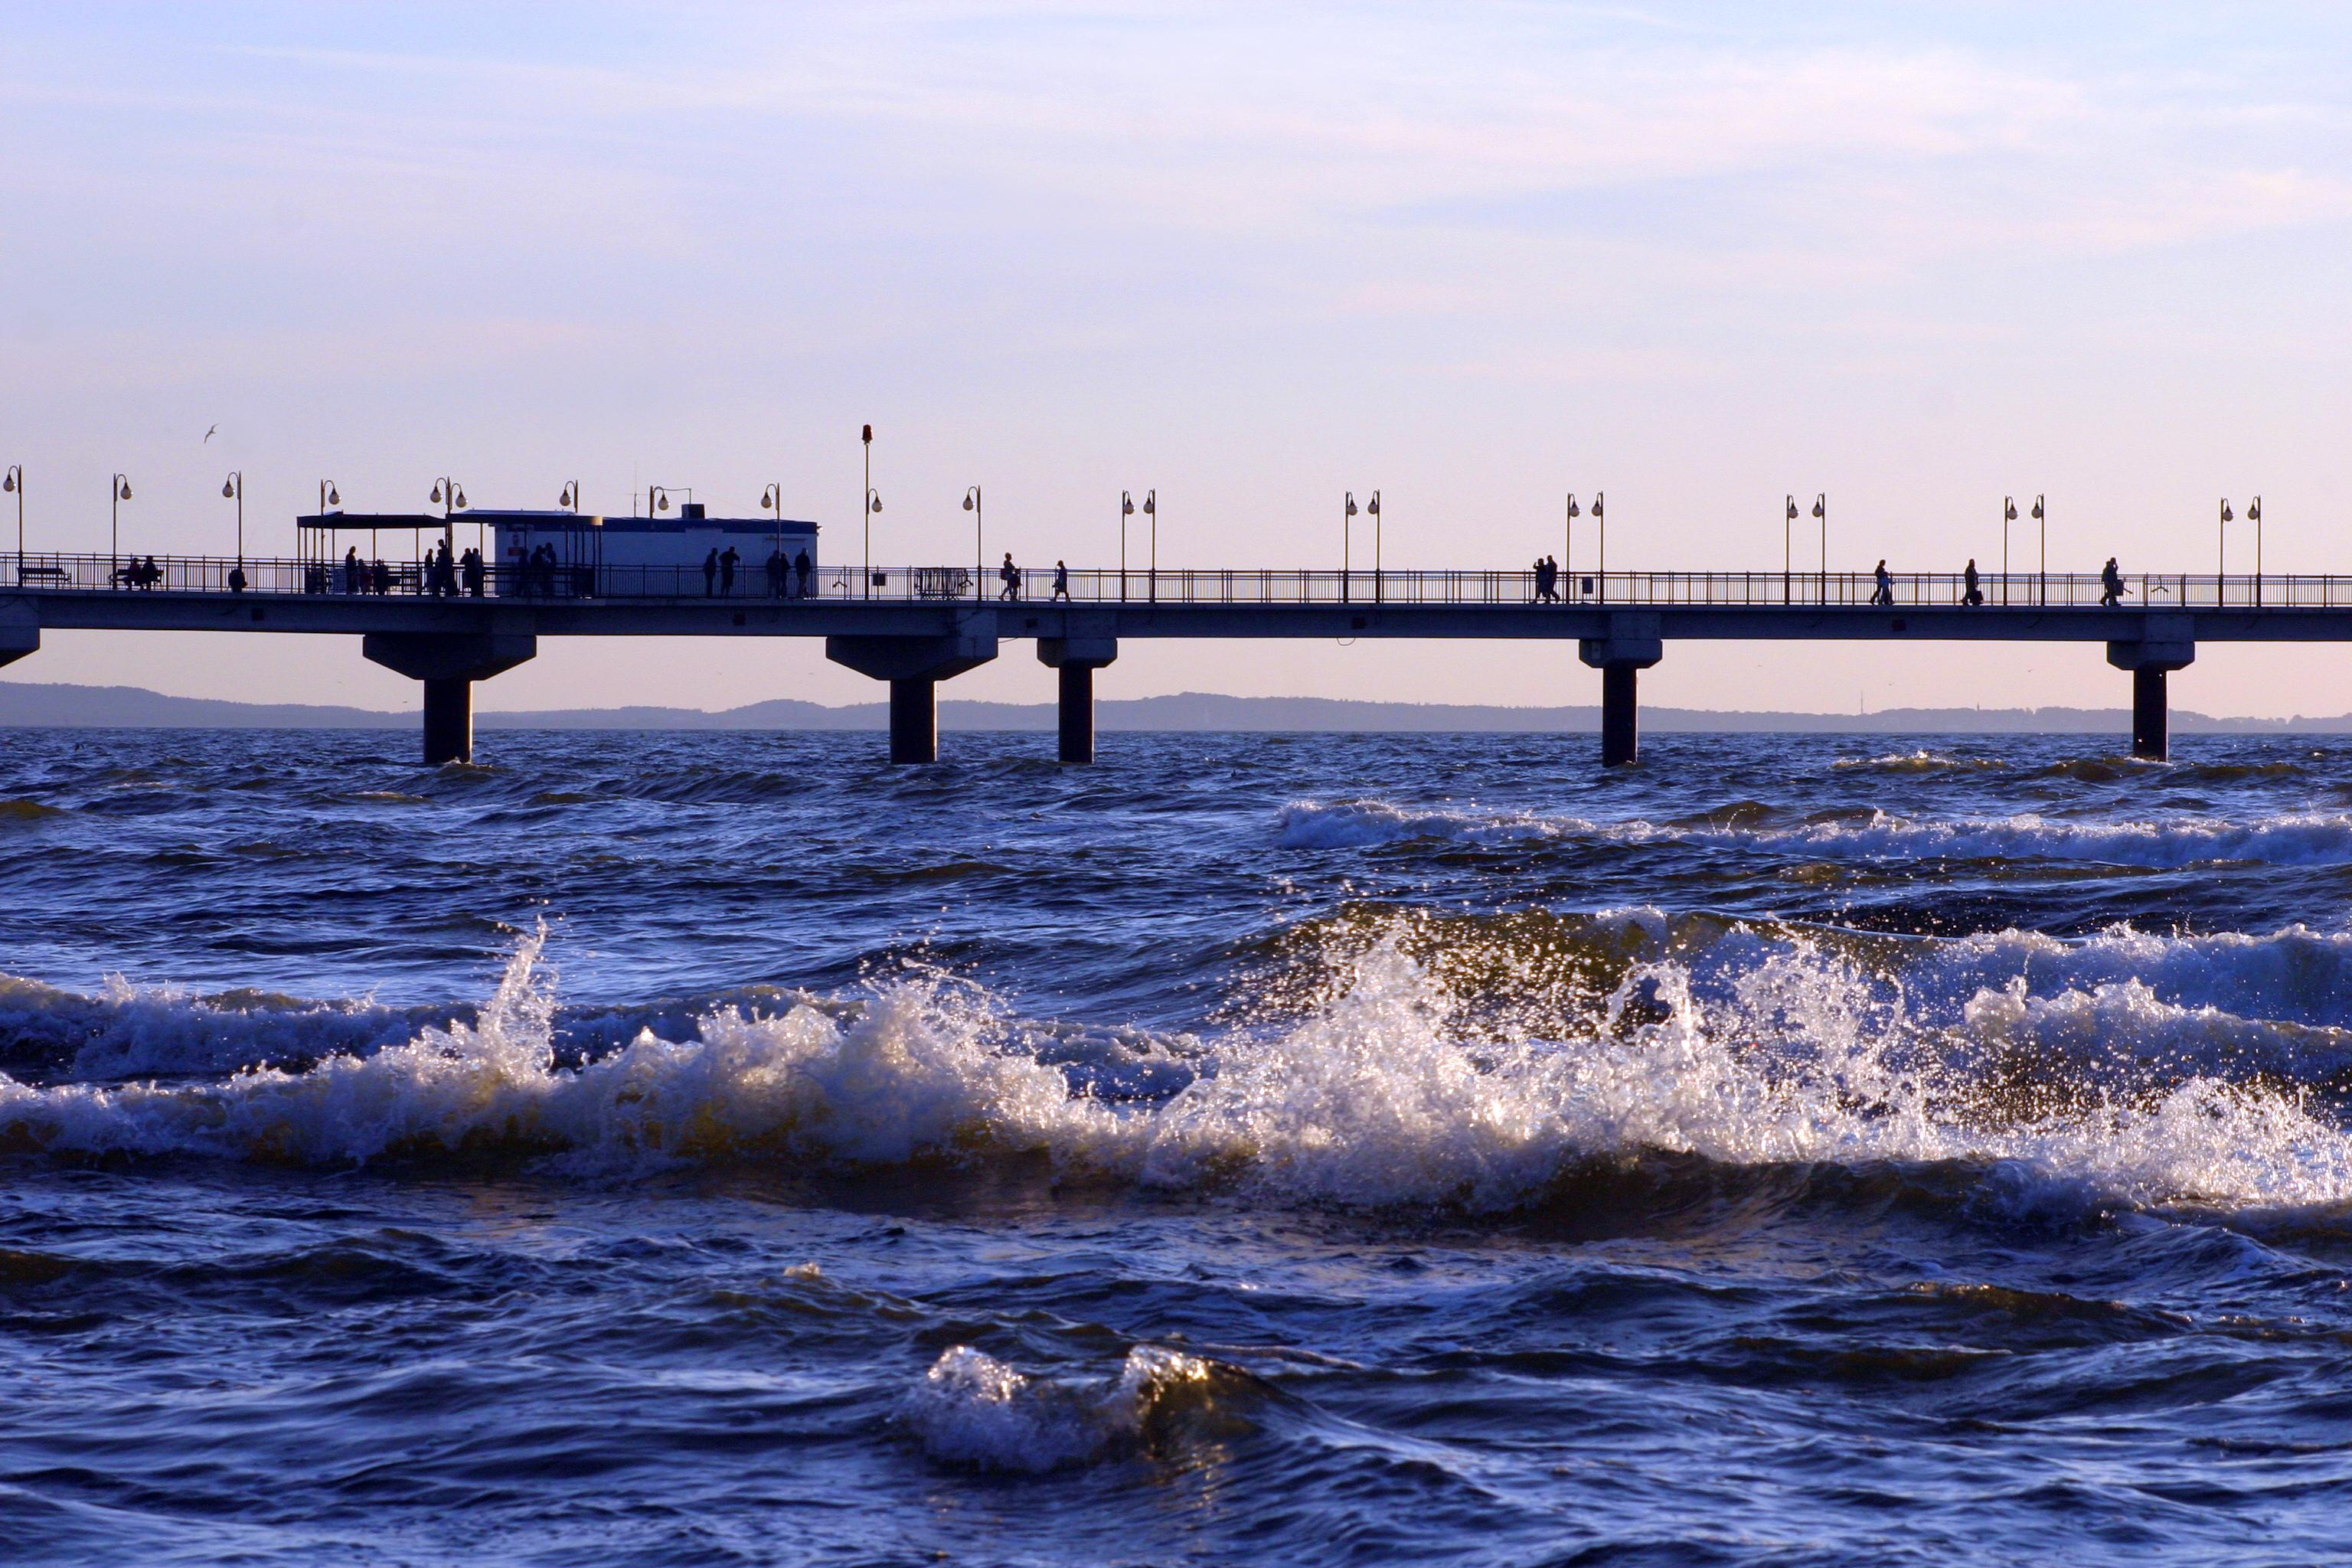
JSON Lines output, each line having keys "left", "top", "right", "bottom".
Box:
{"left": 2, "top": 553, "right": 2331, "bottom": 766}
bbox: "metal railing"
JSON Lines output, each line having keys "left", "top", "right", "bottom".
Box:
{"left": 6, "top": 552, "right": 2349, "bottom": 609}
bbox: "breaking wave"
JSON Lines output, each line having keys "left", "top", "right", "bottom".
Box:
{"left": 900, "top": 1344, "right": 1229, "bottom": 1472}
{"left": 2, "top": 919, "right": 2352, "bottom": 1215}
{"left": 1276, "top": 799, "right": 2352, "bottom": 867}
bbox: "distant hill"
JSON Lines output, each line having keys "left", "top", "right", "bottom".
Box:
{"left": 0, "top": 679, "right": 2335, "bottom": 733}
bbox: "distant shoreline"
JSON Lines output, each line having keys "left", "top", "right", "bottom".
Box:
{"left": 0, "top": 680, "right": 2341, "bottom": 735}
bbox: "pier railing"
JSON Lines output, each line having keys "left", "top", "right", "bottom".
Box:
{"left": 4, "top": 553, "right": 2343, "bottom": 609}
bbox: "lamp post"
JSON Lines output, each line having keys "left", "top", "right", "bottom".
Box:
{"left": 963, "top": 486, "right": 982, "bottom": 603}
{"left": 1144, "top": 489, "right": 1157, "bottom": 603}
{"left": 761, "top": 483, "right": 783, "bottom": 588}
{"left": 1564, "top": 493, "right": 1579, "bottom": 596}
{"left": 1784, "top": 495, "right": 1795, "bottom": 603}
{"left": 222, "top": 472, "right": 243, "bottom": 564}
{"left": 429, "top": 476, "right": 466, "bottom": 561}
{"left": 1342, "top": 492, "right": 1357, "bottom": 603}
{"left": 110, "top": 473, "right": 132, "bottom": 584}
{"left": 1812, "top": 492, "right": 1826, "bottom": 603}
{"left": 1593, "top": 491, "right": 1605, "bottom": 601}
{"left": 560, "top": 480, "right": 579, "bottom": 515}
{"left": 1367, "top": 491, "right": 1382, "bottom": 604}
{"left": 2251, "top": 495, "right": 2263, "bottom": 607}
{"left": 1121, "top": 491, "right": 1134, "bottom": 600}
{"left": 2033, "top": 495, "right": 2045, "bottom": 605}
{"left": 4, "top": 466, "right": 19, "bottom": 580}
{"left": 316, "top": 480, "right": 339, "bottom": 576}
{"left": 2220, "top": 498, "right": 2233, "bottom": 606}
{"left": 861, "top": 424, "right": 874, "bottom": 599}
{"left": 2002, "top": 496, "right": 2016, "bottom": 606}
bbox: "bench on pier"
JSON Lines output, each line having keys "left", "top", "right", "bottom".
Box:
{"left": 913, "top": 567, "right": 973, "bottom": 599}
{"left": 14, "top": 566, "right": 69, "bottom": 586}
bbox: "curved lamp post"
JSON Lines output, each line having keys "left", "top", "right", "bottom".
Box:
{"left": 111, "top": 473, "right": 132, "bottom": 584}
{"left": 963, "top": 486, "right": 983, "bottom": 603}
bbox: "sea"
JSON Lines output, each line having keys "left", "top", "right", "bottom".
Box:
{"left": 5, "top": 725, "right": 2352, "bottom": 1566}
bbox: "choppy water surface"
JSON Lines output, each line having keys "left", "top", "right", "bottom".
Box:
{"left": 7, "top": 727, "right": 2352, "bottom": 1564}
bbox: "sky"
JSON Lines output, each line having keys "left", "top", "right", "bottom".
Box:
{"left": 4, "top": 1, "right": 2350, "bottom": 717}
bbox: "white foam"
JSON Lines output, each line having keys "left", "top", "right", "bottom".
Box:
{"left": 2, "top": 923, "right": 2350, "bottom": 1215}
{"left": 1274, "top": 799, "right": 2352, "bottom": 868}
{"left": 899, "top": 1344, "right": 1217, "bottom": 1472}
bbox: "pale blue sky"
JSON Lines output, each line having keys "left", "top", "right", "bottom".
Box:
{"left": 5, "top": 2, "right": 2350, "bottom": 716}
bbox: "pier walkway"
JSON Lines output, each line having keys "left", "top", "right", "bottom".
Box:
{"left": 2, "top": 553, "right": 2334, "bottom": 766}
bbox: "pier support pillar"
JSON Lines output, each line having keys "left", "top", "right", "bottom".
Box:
{"left": 1037, "top": 635, "right": 1117, "bottom": 764}
{"left": 827, "top": 624, "right": 999, "bottom": 765}
{"left": 2106, "top": 619, "right": 2194, "bottom": 763}
{"left": 1579, "top": 616, "right": 1663, "bottom": 769}
{"left": 0, "top": 605, "right": 36, "bottom": 671}
{"left": 363, "top": 632, "right": 537, "bottom": 766}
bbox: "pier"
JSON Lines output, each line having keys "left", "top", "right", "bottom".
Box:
{"left": 2, "top": 552, "right": 2341, "bottom": 766}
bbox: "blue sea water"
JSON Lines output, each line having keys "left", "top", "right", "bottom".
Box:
{"left": 6, "top": 726, "right": 2352, "bottom": 1564}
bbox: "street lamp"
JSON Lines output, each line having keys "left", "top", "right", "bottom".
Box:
{"left": 963, "top": 486, "right": 983, "bottom": 603}
{"left": 1121, "top": 491, "right": 1135, "bottom": 600}
{"left": 1144, "top": 489, "right": 1157, "bottom": 603}
{"left": 1784, "top": 495, "right": 1795, "bottom": 603}
{"left": 1813, "top": 493, "right": 1826, "bottom": 603}
{"left": 111, "top": 473, "right": 132, "bottom": 584}
{"left": 429, "top": 476, "right": 466, "bottom": 560}
{"left": 2251, "top": 495, "right": 2263, "bottom": 607}
{"left": 761, "top": 483, "right": 783, "bottom": 586}
{"left": 1342, "top": 491, "right": 1357, "bottom": 603}
{"left": 222, "top": 472, "right": 243, "bottom": 564}
{"left": 1367, "top": 491, "right": 1383, "bottom": 604}
{"left": 861, "top": 423, "right": 874, "bottom": 599}
{"left": 4, "top": 466, "right": 20, "bottom": 579}
{"left": 2220, "top": 498, "right": 2233, "bottom": 606}
{"left": 1565, "top": 493, "right": 1579, "bottom": 593}
{"left": 2002, "top": 496, "right": 2017, "bottom": 606}
{"left": 2033, "top": 495, "right": 2045, "bottom": 605}
{"left": 1593, "top": 491, "right": 1605, "bottom": 600}
{"left": 560, "top": 480, "right": 580, "bottom": 515}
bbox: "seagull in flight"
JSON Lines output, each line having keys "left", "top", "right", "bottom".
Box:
{"left": 203, "top": 423, "right": 218, "bottom": 443}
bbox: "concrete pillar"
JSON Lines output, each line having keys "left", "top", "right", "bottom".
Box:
{"left": 2132, "top": 668, "right": 2167, "bottom": 761}
{"left": 1599, "top": 664, "right": 1639, "bottom": 766}
{"left": 362, "top": 632, "right": 537, "bottom": 766}
{"left": 0, "top": 606, "right": 36, "bottom": 671}
{"left": 826, "top": 622, "right": 999, "bottom": 765}
{"left": 1579, "top": 616, "right": 1663, "bottom": 769}
{"left": 421, "top": 678, "right": 473, "bottom": 766}
{"left": 2106, "top": 618, "right": 2194, "bottom": 763}
{"left": 1037, "top": 634, "right": 1116, "bottom": 765}
{"left": 889, "top": 678, "right": 939, "bottom": 764}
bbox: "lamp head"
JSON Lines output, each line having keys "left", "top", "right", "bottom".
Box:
{"left": 1811, "top": 495, "right": 1824, "bottom": 519}
{"left": 5, "top": 471, "right": 16, "bottom": 493}
{"left": 2005, "top": 498, "right": 2017, "bottom": 521}
{"left": 1592, "top": 492, "right": 1602, "bottom": 517}
{"left": 962, "top": 493, "right": 975, "bottom": 512}
{"left": 2032, "top": 497, "right": 2043, "bottom": 519}
{"left": 562, "top": 482, "right": 577, "bottom": 508}
{"left": 870, "top": 492, "right": 882, "bottom": 514}
{"left": 2250, "top": 498, "right": 2262, "bottom": 521}
{"left": 326, "top": 484, "right": 340, "bottom": 507}
{"left": 1123, "top": 493, "right": 1135, "bottom": 516}
{"left": 119, "top": 479, "right": 132, "bottom": 501}
{"left": 861, "top": 424, "right": 872, "bottom": 445}
{"left": 452, "top": 487, "right": 467, "bottom": 510}
{"left": 222, "top": 479, "right": 236, "bottom": 498}
{"left": 1786, "top": 497, "right": 1797, "bottom": 520}
{"left": 1345, "top": 493, "right": 1356, "bottom": 517}
{"left": 2223, "top": 501, "right": 2234, "bottom": 522}
{"left": 430, "top": 482, "right": 443, "bottom": 504}
{"left": 1143, "top": 492, "right": 1155, "bottom": 514}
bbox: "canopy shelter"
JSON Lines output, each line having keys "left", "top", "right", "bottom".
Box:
{"left": 296, "top": 513, "right": 460, "bottom": 567}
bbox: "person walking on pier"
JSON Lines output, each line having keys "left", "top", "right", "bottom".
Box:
{"left": 719, "top": 545, "right": 740, "bottom": 596}
{"left": 2102, "top": 557, "right": 2124, "bottom": 608}
{"left": 1052, "top": 560, "right": 1070, "bottom": 601}
{"left": 795, "top": 547, "right": 812, "bottom": 597}
{"left": 1871, "top": 560, "right": 1893, "bottom": 606}
{"left": 999, "top": 552, "right": 1021, "bottom": 601}
{"left": 1962, "top": 558, "right": 1983, "bottom": 606}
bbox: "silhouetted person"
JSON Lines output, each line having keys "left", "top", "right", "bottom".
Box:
{"left": 766, "top": 548, "right": 786, "bottom": 598}
{"left": 343, "top": 547, "right": 363, "bottom": 595}
{"left": 702, "top": 547, "right": 719, "bottom": 596}
{"left": 141, "top": 555, "right": 160, "bottom": 590}
{"left": 1962, "top": 558, "right": 1982, "bottom": 606}
{"left": 460, "top": 547, "right": 484, "bottom": 597}
{"left": 719, "top": 545, "right": 740, "bottom": 596}
{"left": 2101, "top": 557, "right": 2124, "bottom": 607}
{"left": 795, "top": 547, "right": 812, "bottom": 596}
{"left": 227, "top": 564, "right": 247, "bottom": 594}
{"left": 1871, "top": 559, "right": 1893, "bottom": 606}
{"left": 999, "top": 551, "right": 1020, "bottom": 601}
{"left": 1052, "top": 560, "right": 1070, "bottom": 601}
{"left": 371, "top": 557, "right": 391, "bottom": 596}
